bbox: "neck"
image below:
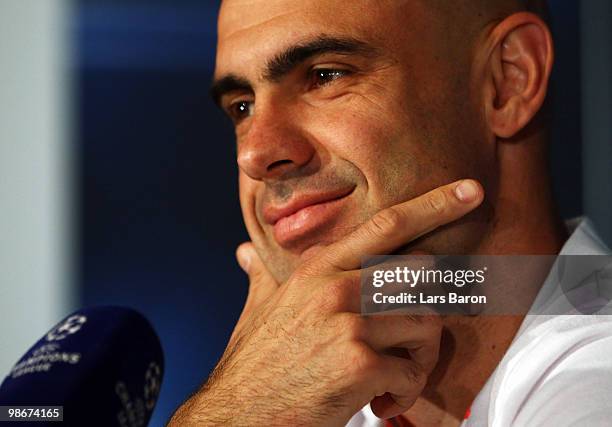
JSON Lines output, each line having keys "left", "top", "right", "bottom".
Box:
{"left": 402, "top": 137, "right": 569, "bottom": 426}
{"left": 405, "top": 315, "right": 525, "bottom": 426}
{"left": 480, "top": 131, "right": 569, "bottom": 255}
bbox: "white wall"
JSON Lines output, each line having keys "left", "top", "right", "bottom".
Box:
{"left": 0, "top": 0, "right": 74, "bottom": 377}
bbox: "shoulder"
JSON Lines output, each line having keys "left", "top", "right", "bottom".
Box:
{"left": 491, "top": 315, "right": 612, "bottom": 426}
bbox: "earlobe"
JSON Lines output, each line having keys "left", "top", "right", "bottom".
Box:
{"left": 486, "top": 13, "right": 554, "bottom": 139}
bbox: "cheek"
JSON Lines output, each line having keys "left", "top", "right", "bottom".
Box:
{"left": 305, "top": 95, "right": 488, "bottom": 215}
{"left": 238, "top": 173, "right": 263, "bottom": 235}
{"left": 303, "top": 103, "right": 416, "bottom": 204}
{"left": 307, "top": 101, "right": 444, "bottom": 212}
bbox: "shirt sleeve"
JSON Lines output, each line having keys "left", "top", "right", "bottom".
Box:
{"left": 512, "top": 333, "right": 612, "bottom": 427}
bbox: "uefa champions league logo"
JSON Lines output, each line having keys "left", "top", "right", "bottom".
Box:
{"left": 46, "top": 315, "right": 87, "bottom": 341}
{"left": 143, "top": 361, "right": 162, "bottom": 410}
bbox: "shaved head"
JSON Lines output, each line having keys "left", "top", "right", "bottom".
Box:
{"left": 422, "top": 0, "right": 549, "bottom": 48}
{"left": 427, "top": 0, "right": 547, "bottom": 19}
{"left": 216, "top": 0, "right": 555, "bottom": 279}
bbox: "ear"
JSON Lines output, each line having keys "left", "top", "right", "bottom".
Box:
{"left": 485, "top": 12, "right": 554, "bottom": 139}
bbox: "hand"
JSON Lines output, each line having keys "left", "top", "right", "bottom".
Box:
{"left": 168, "top": 179, "right": 483, "bottom": 426}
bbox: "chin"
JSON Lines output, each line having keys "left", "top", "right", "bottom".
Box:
{"left": 261, "top": 236, "right": 346, "bottom": 283}
{"left": 403, "top": 218, "right": 489, "bottom": 256}
{"left": 298, "top": 244, "right": 330, "bottom": 263}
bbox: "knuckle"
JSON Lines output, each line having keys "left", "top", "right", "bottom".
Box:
{"left": 291, "top": 260, "right": 320, "bottom": 282}
{"left": 316, "top": 276, "right": 354, "bottom": 312}
{"left": 345, "top": 342, "right": 378, "bottom": 376}
{"left": 427, "top": 346, "right": 441, "bottom": 371}
{"left": 411, "top": 313, "right": 443, "bottom": 338}
{"left": 334, "top": 313, "right": 365, "bottom": 339}
{"left": 424, "top": 313, "right": 443, "bottom": 330}
{"left": 401, "top": 361, "right": 425, "bottom": 387}
{"left": 369, "top": 207, "right": 403, "bottom": 238}
{"left": 412, "top": 369, "right": 428, "bottom": 390}
{"left": 396, "top": 314, "right": 421, "bottom": 330}
{"left": 248, "top": 269, "right": 266, "bottom": 287}
{"left": 423, "top": 190, "right": 448, "bottom": 215}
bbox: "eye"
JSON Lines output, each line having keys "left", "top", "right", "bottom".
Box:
{"left": 227, "top": 100, "right": 254, "bottom": 123}
{"left": 310, "top": 68, "right": 351, "bottom": 88}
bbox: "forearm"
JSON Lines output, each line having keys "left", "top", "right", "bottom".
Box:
{"left": 167, "top": 391, "right": 213, "bottom": 426}
{"left": 168, "top": 377, "right": 299, "bottom": 427}
{"left": 167, "top": 387, "right": 320, "bottom": 427}
{"left": 167, "top": 386, "right": 239, "bottom": 426}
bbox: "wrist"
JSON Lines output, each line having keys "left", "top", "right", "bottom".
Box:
{"left": 167, "top": 386, "right": 230, "bottom": 426}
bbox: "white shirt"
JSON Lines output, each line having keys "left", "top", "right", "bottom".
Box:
{"left": 348, "top": 218, "right": 612, "bottom": 427}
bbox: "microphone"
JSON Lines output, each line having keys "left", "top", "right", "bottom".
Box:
{"left": 0, "top": 306, "right": 164, "bottom": 427}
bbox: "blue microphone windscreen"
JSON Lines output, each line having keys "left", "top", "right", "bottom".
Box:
{"left": 0, "top": 306, "right": 164, "bottom": 427}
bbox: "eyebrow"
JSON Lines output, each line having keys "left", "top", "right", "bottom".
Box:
{"left": 209, "top": 74, "right": 252, "bottom": 107}
{"left": 210, "top": 35, "right": 379, "bottom": 106}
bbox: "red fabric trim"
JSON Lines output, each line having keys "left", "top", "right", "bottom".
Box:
{"left": 464, "top": 406, "right": 471, "bottom": 419}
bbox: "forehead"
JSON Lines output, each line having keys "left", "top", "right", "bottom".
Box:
{"left": 215, "top": 0, "right": 421, "bottom": 77}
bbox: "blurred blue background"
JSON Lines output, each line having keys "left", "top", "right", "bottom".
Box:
{"left": 77, "top": 2, "right": 248, "bottom": 426}
{"left": 1, "top": 1, "right": 610, "bottom": 427}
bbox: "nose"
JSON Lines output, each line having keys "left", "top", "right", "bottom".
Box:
{"left": 237, "top": 109, "right": 315, "bottom": 181}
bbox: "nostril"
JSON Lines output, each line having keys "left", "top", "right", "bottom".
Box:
{"left": 267, "top": 159, "right": 293, "bottom": 172}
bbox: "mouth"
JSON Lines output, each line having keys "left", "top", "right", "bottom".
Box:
{"left": 263, "top": 186, "right": 356, "bottom": 248}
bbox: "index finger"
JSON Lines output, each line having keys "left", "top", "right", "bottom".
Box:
{"left": 312, "top": 179, "right": 483, "bottom": 272}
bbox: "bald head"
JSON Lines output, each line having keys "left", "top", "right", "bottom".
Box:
{"left": 215, "top": 0, "right": 555, "bottom": 278}
{"left": 420, "top": 0, "right": 548, "bottom": 48}
{"left": 427, "top": 0, "right": 547, "bottom": 19}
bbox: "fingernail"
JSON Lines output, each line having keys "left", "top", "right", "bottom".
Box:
{"left": 237, "top": 248, "right": 251, "bottom": 273}
{"left": 454, "top": 180, "right": 480, "bottom": 203}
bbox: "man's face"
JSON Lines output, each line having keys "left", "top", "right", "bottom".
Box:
{"left": 214, "top": 0, "right": 496, "bottom": 282}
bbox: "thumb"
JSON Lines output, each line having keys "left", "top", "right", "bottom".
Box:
{"left": 236, "top": 242, "right": 279, "bottom": 312}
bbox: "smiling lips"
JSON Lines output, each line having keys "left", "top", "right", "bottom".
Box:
{"left": 262, "top": 186, "right": 355, "bottom": 248}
